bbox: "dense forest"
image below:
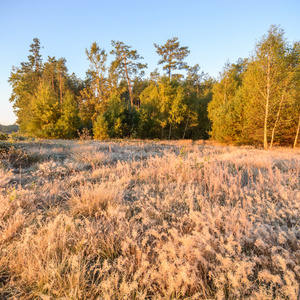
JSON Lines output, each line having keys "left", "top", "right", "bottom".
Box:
{"left": 9, "top": 25, "right": 300, "bottom": 148}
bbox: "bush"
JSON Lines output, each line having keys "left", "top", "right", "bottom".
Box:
{"left": 93, "top": 115, "right": 109, "bottom": 140}
{"left": 10, "top": 132, "right": 35, "bottom": 142}
{"left": 0, "top": 132, "right": 9, "bottom": 140}
{"left": 77, "top": 128, "right": 92, "bottom": 141}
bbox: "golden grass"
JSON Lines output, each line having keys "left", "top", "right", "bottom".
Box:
{"left": 0, "top": 139, "right": 299, "bottom": 299}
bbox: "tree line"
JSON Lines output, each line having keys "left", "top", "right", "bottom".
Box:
{"left": 0, "top": 124, "right": 19, "bottom": 134}
{"left": 9, "top": 25, "right": 300, "bottom": 147}
{"left": 208, "top": 25, "right": 300, "bottom": 149}
{"left": 9, "top": 37, "right": 213, "bottom": 140}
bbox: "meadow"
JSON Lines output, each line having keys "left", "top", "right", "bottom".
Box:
{"left": 0, "top": 138, "right": 299, "bottom": 299}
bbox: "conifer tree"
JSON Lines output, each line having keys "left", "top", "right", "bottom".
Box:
{"left": 79, "top": 42, "right": 108, "bottom": 125}
{"left": 29, "top": 81, "right": 60, "bottom": 137}
{"left": 28, "top": 38, "right": 43, "bottom": 74}
{"left": 110, "top": 41, "right": 147, "bottom": 107}
{"left": 207, "top": 60, "right": 245, "bottom": 143}
{"left": 56, "top": 58, "right": 68, "bottom": 112}
{"left": 154, "top": 37, "right": 190, "bottom": 79}
{"left": 43, "top": 56, "right": 58, "bottom": 91}
{"left": 8, "top": 38, "right": 43, "bottom": 133}
{"left": 56, "top": 90, "right": 80, "bottom": 138}
{"left": 85, "top": 42, "right": 108, "bottom": 109}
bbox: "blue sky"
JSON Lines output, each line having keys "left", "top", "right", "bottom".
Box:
{"left": 1, "top": 0, "right": 299, "bottom": 125}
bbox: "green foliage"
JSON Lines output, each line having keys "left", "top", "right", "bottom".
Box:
{"left": 100, "top": 94, "right": 139, "bottom": 138}
{"left": 207, "top": 25, "right": 300, "bottom": 147}
{"left": 8, "top": 38, "right": 42, "bottom": 134}
{"left": 93, "top": 115, "right": 109, "bottom": 140}
{"left": 56, "top": 91, "right": 80, "bottom": 138}
{"left": 28, "top": 81, "right": 60, "bottom": 138}
{"left": 9, "top": 38, "right": 83, "bottom": 139}
{"left": 110, "top": 41, "right": 147, "bottom": 107}
{"left": 154, "top": 37, "right": 190, "bottom": 78}
{"left": 9, "top": 28, "right": 300, "bottom": 145}
{"left": 0, "top": 132, "right": 9, "bottom": 140}
{"left": 81, "top": 42, "right": 109, "bottom": 121}
{"left": 138, "top": 83, "right": 161, "bottom": 138}
{"left": 208, "top": 59, "right": 248, "bottom": 143}
{"left": 8, "top": 38, "right": 212, "bottom": 141}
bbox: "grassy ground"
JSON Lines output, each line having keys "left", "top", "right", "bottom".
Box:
{"left": 0, "top": 139, "right": 299, "bottom": 299}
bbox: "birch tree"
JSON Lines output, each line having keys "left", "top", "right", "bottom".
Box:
{"left": 242, "top": 25, "right": 290, "bottom": 149}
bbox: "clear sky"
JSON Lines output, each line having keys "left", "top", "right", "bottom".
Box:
{"left": 1, "top": 0, "right": 299, "bottom": 125}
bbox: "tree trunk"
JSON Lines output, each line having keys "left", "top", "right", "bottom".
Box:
{"left": 168, "top": 124, "right": 172, "bottom": 140}
{"left": 294, "top": 114, "right": 300, "bottom": 148}
{"left": 264, "top": 53, "right": 271, "bottom": 150}
{"left": 59, "top": 72, "right": 63, "bottom": 112}
{"left": 270, "top": 88, "right": 285, "bottom": 149}
{"left": 124, "top": 56, "right": 133, "bottom": 106}
{"left": 223, "top": 77, "right": 227, "bottom": 103}
{"left": 51, "top": 71, "right": 55, "bottom": 90}
{"left": 183, "top": 113, "right": 190, "bottom": 139}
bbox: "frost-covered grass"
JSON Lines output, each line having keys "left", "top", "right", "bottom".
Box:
{"left": 0, "top": 139, "right": 299, "bottom": 299}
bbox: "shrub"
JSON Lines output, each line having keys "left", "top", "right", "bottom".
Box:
{"left": 0, "top": 132, "right": 8, "bottom": 141}
{"left": 93, "top": 115, "right": 109, "bottom": 140}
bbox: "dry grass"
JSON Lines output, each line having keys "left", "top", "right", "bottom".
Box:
{"left": 0, "top": 139, "right": 299, "bottom": 299}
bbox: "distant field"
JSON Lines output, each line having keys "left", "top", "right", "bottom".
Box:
{"left": 0, "top": 139, "right": 299, "bottom": 299}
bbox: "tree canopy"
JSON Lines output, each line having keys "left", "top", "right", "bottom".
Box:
{"left": 154, "top": 37, "right": 190, "bottom": 79}
{"left": 8, "top": 26, "right": 300, "bottom": 147}
{"left": 208, "top": 25, "right": 300, "bottom": 148}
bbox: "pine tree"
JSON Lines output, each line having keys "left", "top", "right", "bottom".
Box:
{"left": 138, "top": 82, "right": 161, "bottom": 138}
{"left": 207, "top": 60, "right": 245, "bottom": 143}
{"left": 56, "top": 90, "right": 80, "bottom": 138}
{"left": 28, "top": 38, "right": 43, "bottom": 75}
{"left": 29, "top": 81, "right": 60, "bottom": 137}
{"left": 43, "top": 56, "right": 58, "bottom": 91}
{"left": 56, "top": 58, "right": 68, "bottom": 112}
{"left": 8, "top": 38, "right": 43, "bottom": 133}
{"left": 154, "top": 37, "right": 190, "bottom": 79}
{"left": 110, "top": 41, "right": 147, "bottom": 107}
{"left": 85, "top": 42, "right": 108, "bottom": 111}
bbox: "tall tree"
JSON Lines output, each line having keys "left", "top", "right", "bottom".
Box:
{"left": 56, "top": 90, "right": 80, "bottom": 138}
{"left": 56, "top": 58, "right": 68, "bottom": 112}
{"left": 241, "top": 25, "right": 292, "bottom": 149}
{"left": 110, "top": 41, "right": 147, "bottom": 107}
{"left": 9, "top": 38, "right": 84, "bottom": 138}
{"left": 292, "top": 42, "right": 300, "bottom": 147}
{"left": 29, "top": 81, "right": 60, "bottom": 137}
{"left": 154, "top": 37, "right": 190, "bottom": 79}
{"left": 79, "top": 42, "right": 109, "bottom": 125}
{"left": 8, "top": 38, "right": 43, "bottom": 132}
{"left": 138, "top": 82, "right": 161, "bottom": 138}
{"left": 28, "top": 38, "right": 43, "bottom": 74}
{"left": 85, "top": 42, "right": 108, "bottom": 106}
{"left": 186, "top": 64, "right": 205, "bottom": 94}
{"left": 43, "top": 56, "right": 58, "bottom": 91}
{"left": 207, "top": 60, "right": 245, "bottom": 143}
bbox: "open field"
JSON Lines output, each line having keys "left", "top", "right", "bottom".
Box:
{"left": 0, "top": 139, "right": 299, "bottom": 299}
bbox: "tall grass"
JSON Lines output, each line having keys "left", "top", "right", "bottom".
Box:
{"left": 0, "top": 139, "right": 299, "bottom": 299}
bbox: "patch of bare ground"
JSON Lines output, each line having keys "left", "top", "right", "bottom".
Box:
{"left": 0, "top": 139, "right": 299, "bottom": 299}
